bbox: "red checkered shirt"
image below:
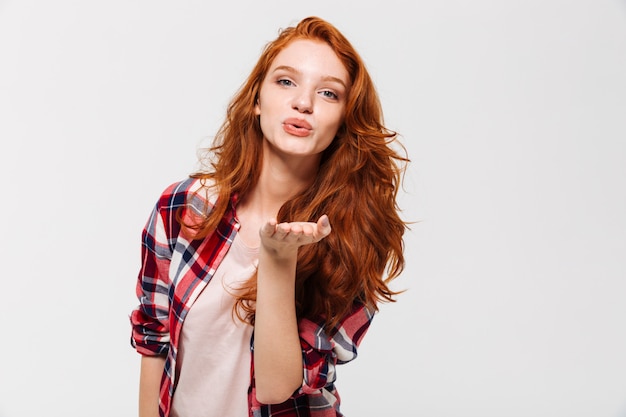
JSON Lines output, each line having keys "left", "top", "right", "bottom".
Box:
{"left": 130, "top": 178, "right": 374, "bottom": 417}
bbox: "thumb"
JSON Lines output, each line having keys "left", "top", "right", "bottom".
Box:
{"left": 317, "top": 214, "right": 332, "bottom": 238}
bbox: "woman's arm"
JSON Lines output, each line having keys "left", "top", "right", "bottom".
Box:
{"left": 139, "top": 355, "right": 166, "bottom": 417}
{"left": 253, "top": 215, "right": 331, "bottom": 404}
{"left": 253, "top": 244, "right": 302, "bottom": 404}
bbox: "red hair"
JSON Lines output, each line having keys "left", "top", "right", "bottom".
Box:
{"left": 186, "top": 16, "right": 408, "bottom": 330}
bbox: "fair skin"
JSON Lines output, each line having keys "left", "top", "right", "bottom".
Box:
{"left": 254, "top": 39, "right": 348, "bottom": 162}
{"left": 245, "top": 38, "right": 349, "bottom": 404}
{"left": 139, "top": 355, "right": 165, "bottom": 417}
{"left": 138, "top": 39, "right": 350, "bottom": 414}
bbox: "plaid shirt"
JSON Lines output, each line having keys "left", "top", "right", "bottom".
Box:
{"left": 130, "top": 178, "right": 374, "bottom": 417}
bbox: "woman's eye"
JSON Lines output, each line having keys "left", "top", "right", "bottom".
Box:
{"left": 321, "top": 90, "right": 338, "bottom": 100}
{"left": 277, "top": 79, "right": 294, "bottom": 87}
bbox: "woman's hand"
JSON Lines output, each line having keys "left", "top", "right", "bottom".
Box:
{"left": 259, "top": 214, "right": 331, "bottom": 259}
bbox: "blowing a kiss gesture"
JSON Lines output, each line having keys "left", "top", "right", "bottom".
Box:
{"left": 253, "top": 213, "right": 332, "bottom": 403}
{"left": 131, "top": 17, "right": 407, "bottom": 417}
{"left": 259, "top": 215, "right": 332, "bottom": 259}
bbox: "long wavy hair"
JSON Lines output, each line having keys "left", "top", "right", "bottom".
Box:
{"left": 184, "top": 16, "right": 408, "bottom": 331}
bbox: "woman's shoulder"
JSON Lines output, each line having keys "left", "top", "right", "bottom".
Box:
{"left": 155, "top": 177, "right": 218, "bottom": 210}
{"left": 161, "top": 176, "right": 205, "bottom": 194}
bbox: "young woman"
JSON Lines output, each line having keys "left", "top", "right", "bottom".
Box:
{"left": 130, "top": 16, "right": 408, "bottom": 417}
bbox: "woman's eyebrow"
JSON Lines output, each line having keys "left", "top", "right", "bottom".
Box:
{"left": 320, "top": 75, "right": 348, "bottom": 90}
{"left": 272, "top": 65, "right": 298, "bottom": 74}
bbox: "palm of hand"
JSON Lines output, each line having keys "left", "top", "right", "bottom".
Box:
{"left": 259, "top": 215, "right": 331, "bottom": 256}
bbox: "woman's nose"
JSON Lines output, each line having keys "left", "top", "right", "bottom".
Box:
{"left": 292, "top": 90, "right": 313, "bottom": 114}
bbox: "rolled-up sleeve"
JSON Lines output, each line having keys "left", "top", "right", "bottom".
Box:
{"left": 298, "top": 303, "right": 374, "bottom": 393}
{"left": 130, "top": 202, "right": 173, "bottom": 357}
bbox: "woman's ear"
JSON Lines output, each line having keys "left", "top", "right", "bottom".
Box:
{"left": 254, "top": 99, "right": 261, "bottom": 116}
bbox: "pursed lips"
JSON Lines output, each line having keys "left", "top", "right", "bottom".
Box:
{"left": 284, "top": 118, "right": 312, "bottom": 129}
{"left": 282, "top": 118, "right": 313, "bottom": 137}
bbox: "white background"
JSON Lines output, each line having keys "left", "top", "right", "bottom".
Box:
{"left": 1, "top": 1, "right": 625, "bottom": 416}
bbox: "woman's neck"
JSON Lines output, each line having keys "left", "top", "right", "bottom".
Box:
{"left": 237, "top": 145, "right": 320, "bottom": 223}
{"left": 257, "top": 141, "right": 321, "bottom": 206}
{"left": 255, "top": 161, "right": 315, "bottom": 213}
{"left": 235, "top": 152, "right": 318, "bottom": 247}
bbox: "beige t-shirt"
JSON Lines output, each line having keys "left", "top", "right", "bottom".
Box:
{"left": 171, "top": 233, "right": 258, "bottom": 417}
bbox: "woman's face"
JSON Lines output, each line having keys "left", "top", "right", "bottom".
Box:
{"left": 255, "top": 39, "right": 350, "bottom": 162}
